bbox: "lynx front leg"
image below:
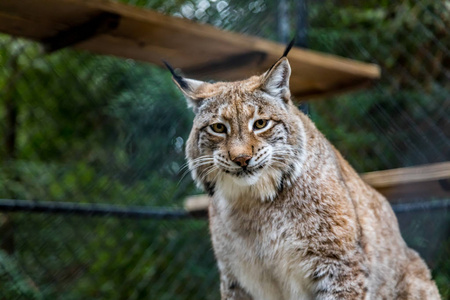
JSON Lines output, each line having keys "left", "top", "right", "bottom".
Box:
{"left": 219, "top": 272, "right": 253, "bottom": 300}
{"left": 311, "top": 257, "right": 369, "bottom": 300}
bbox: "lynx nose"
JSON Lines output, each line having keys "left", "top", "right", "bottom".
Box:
{"left": 232, "top": 155, "right": 252, "bottom": 167}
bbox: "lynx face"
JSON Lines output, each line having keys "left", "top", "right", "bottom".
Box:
{"left": 173, "top": 58, "right": 306, "bottom": 201}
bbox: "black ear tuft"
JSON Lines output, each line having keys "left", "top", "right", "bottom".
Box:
{"left": 164, "top": 60, "right": 207, "bottom": 112}
{"left": 163, "top": 60, "right": 188, "bottom": 89}
{"left": 266, "top": 38, "right": 296, "bottom": 75}
{"left": 282, "top": 37, "right": 295, "bottom": 57}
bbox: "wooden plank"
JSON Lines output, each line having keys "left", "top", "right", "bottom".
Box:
{"left": 361, "top": 161, "right": 450, "bottom": 188}
{"left": 184, "top": 195, "right": 209, "bottom": 217}
{"left": 184, "top": 195, "right": 210, "bottom": 218}
{"left": 185, "top": 162, "right": 450, "bottom": 214}
{"left": 361, "top": 161, "right": 450, "bottom": 204}
{"left": 42, "top": 13, "right": 120, "bottom": 52}
{"left": 0, "top": 0, "right": 380, "bottom": 99}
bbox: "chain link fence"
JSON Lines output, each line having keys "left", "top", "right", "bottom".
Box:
{"left": 0, "top": 0, "right": 449, "bottom": 299}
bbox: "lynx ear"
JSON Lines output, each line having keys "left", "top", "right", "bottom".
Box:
{"left": 164, "top": 61, "right": 205, "bottom": 112}
{"left": 260, "top": 57, "right": 291, "bottom": 104}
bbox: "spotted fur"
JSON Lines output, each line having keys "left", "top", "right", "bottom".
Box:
{"left": 171, "top": 57, "right": 440, "bottom": 299}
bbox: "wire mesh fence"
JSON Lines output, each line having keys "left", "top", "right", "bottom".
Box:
{"left": 0, "top": 0, "right": 449, "bottom": 299}
{"left": 1, "top": 214, "right": 219, "bottom": 299}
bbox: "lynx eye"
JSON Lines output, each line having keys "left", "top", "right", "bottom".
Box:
{"left": 210, "top": 123, "right": 227, "bottom": 134}
{"left": 254, "top": 119, "right": 268, "bottom": 130}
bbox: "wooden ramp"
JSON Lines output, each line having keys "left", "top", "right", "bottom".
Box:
{"left": 0, "top": 0, "right": 380, "bottom": 100}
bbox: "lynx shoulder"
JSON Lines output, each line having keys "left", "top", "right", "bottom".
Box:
{"left": 168, "top": 52, "right": 440, "bottom": 299}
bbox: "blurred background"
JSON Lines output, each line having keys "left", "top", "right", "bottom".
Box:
{"left": 0, "top": 0, "right": 449, "bottom": 299}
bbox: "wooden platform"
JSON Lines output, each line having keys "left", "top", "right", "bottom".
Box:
{"left": 0, "top": 0, "right": 380, "bottom": 100}
{"left": 185, "top": 162, "right": 450, "bottom": 216}
{"left": 361, "top": 161, "right": 450, "bottom": 203}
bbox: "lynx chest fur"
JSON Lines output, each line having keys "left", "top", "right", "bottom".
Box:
{"left": 168, "top": 50, "right": 440, "bottom": 299}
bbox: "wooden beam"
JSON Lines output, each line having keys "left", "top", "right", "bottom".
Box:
{"left": 185, "top": 162, "right": 450, "bottom": 215}
{"left": 42, "top": 12, "right": 120, "bottom": 52}
{"left": 361, "top": 161, "right": 450, "bottom": 203}
{"left": 361, "top": 162, "right": 450, "bottom": 188}
{"left": 184, "top": 195, "right": 210, "bottom": 218}
{"left": 0, "top": 0, "right": 380, "bottom": 100}
{"left": 183, "top": 51, "right": 267, "bottom": 78}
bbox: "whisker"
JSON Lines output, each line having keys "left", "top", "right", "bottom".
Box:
{"left": 179, "top": 161, "right": 214, "bottom": 183}
{"left": 177, "top": 157, "right": 214, "bottom": 185}
{"left": 210, "top": 169, "right": 222, "bottom": 183}
{"left": 198, "top": 165, "right": 218, "bottom": 181}
{"left": 271, "top": 159, "right": 290, "bottom": 169}
{"left": 177, "top": 168, "right": 196, "bottom": 186}
{"left": 203, "top": 166, "right": 219, "bottom": 179}
{"left": 178, "top": 156, "right": 214, "bottom": 173}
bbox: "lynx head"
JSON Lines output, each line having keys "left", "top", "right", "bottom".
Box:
{"left": 169, "top": 56, "right": 307, "bottom": 202}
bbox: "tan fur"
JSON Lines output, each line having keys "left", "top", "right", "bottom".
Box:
{"left": 173, "top": 57, "right": 440, "bottom": 299}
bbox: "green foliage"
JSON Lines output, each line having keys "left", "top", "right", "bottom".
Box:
{"left": 434, "top": 238, "right": 450, "bottom": 299}
{"left": 0, "top": 33, "right": 208, "bottom": 299}
{"left": 308, "top": 0, "right": 449, "bottom": 171}
{"left": 8, "top": 214, "right": 219, "bottom": 300}
{"left": 0, "top": 35, "right": 196, "bottom": 205}
{"left": 0, "top": 250, "right": 43, "bottom": 299}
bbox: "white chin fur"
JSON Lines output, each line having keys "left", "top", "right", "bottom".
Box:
{"left": 216, "top": 168, "right": 283, "bottom": 202}
{"left": 229, "top": 172, "right": 261, "bottom": 187}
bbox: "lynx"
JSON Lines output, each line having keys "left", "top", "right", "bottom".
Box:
{"left": 166, "top": 44, "right": 441, "bottom": 299}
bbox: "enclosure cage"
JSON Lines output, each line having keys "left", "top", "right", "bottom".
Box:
{"left": 0, "top": 0, "right": 449, "bottom": 299}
